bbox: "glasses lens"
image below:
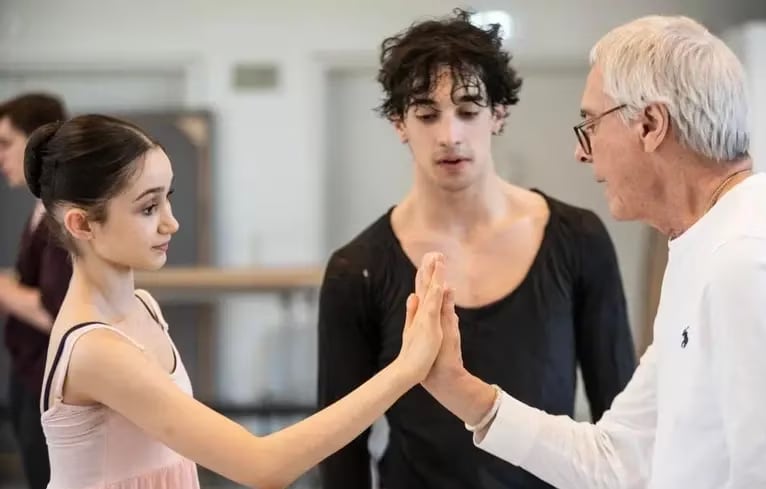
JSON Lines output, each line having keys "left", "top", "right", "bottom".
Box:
{"left": 575, "top": 127, "right": 590, "bottom": 155}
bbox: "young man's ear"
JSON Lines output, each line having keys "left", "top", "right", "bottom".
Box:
{"left": 492, "top": 105, "right": 507, "bottom": 135}
{"left": 393, "top": 116, "right": 408, "bottom": 144}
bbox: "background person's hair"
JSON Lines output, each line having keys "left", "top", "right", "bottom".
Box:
{"left": 0, "top": 93, "right": 68, "bottom": 136}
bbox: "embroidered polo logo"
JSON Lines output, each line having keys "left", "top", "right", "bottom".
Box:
{"left": 681, "top": 327, "right": 689, "bottom": 348}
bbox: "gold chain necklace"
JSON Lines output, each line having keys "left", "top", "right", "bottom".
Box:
{"left": 707, "top": 168, "right": 751, "bottom": 211}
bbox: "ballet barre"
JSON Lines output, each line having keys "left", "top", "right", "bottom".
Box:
{"left": 132, "top": 266, "right": 323, "bottom": 417}
{"left": 0, "top": 265, "right": 326, "bottom": 293}
{"left": 134, "top": 265, "right": 324, "bottom": 301}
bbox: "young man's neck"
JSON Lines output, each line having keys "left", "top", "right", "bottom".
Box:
{"left": 69, "top": 257, "right": 137, "bottom": 323}
{"left": 402, "top": 171, "right": 510, "bottom": 237}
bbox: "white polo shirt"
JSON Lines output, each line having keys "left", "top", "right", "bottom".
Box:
{"left": 475, "top": 173, "right": 766, "bottom": 489}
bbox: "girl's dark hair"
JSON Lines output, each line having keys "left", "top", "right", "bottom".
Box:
{"left": 24, "top": 114, "right": 159, "bottom": 253}
{"left": 377, "top": 8, "right": 523, "bottom": 127}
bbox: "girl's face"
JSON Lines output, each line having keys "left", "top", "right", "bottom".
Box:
{"left": 70, "top": 147, "right": 179, "bottom": 271}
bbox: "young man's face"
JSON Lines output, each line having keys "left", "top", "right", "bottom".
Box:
{"left": 394, "top": 67, "right": 504, "bottom": 192}
{"left": 0, "top": 116, "right": 29, "bottom": 188}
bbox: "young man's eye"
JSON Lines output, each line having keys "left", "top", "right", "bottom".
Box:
{"left": 416, "top": 113, "right": 437, "bottom": 122}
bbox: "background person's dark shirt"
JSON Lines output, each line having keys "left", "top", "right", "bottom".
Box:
{"left": 4, "top": 214, "right": 72, "bottom": 398}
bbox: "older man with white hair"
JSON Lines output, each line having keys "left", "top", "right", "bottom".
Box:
{"left": 420, "top": 15, "right": 766, "bottom": 489}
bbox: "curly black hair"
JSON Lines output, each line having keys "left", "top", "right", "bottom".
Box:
{"left": 376, "top": 8, "right": 522, "bottom": 125}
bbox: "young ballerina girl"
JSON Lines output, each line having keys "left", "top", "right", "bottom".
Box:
{"left": 26, "top": 114, "right": 452, "bottom": 489}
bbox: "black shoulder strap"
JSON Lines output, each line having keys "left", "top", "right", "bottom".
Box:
{"left": 135, "top": 293, "right": 160, "bottom": 324}
{"left": 42, "top": 321, "right": 104, "bottom": 412}
{"left": 135, "top": 292, "right": 176, "bottom": 372}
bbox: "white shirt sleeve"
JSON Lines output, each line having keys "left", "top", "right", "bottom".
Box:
{"left": 475, "top": 344, "right": 658, "bottom": 489}
{"left": 705, "top": 237, "right": 766, "bottom": 488}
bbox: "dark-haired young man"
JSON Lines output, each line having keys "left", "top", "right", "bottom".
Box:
{"left": 0, "top": 93, "right": 72, "bottom": 489}
{"left": 317, "top": 10, "right": 636, "bottom": 489}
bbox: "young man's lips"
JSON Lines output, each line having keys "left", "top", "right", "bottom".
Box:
{"left": 438, "top": 158, "right": 470, "bottom": 165}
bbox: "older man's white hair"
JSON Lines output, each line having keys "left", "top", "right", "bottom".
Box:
{"left": 590, "top": 15, "right": 750, "bottom": 162}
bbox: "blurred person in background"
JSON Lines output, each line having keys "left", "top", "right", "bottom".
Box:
{"left": 0, "top": 93, "right": 72, "bottom": 489}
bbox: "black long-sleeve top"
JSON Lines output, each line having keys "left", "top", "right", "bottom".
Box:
{"left": 317, "top": 191, "right": 636, "bottom": 489}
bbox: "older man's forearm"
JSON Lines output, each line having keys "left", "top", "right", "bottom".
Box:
{"left": 424, "top": 370, "right": 497, "bottom": 428}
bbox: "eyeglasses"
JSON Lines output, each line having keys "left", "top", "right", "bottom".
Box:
{"left": 573, "top": 104, "right": 627, "bottom": 156}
